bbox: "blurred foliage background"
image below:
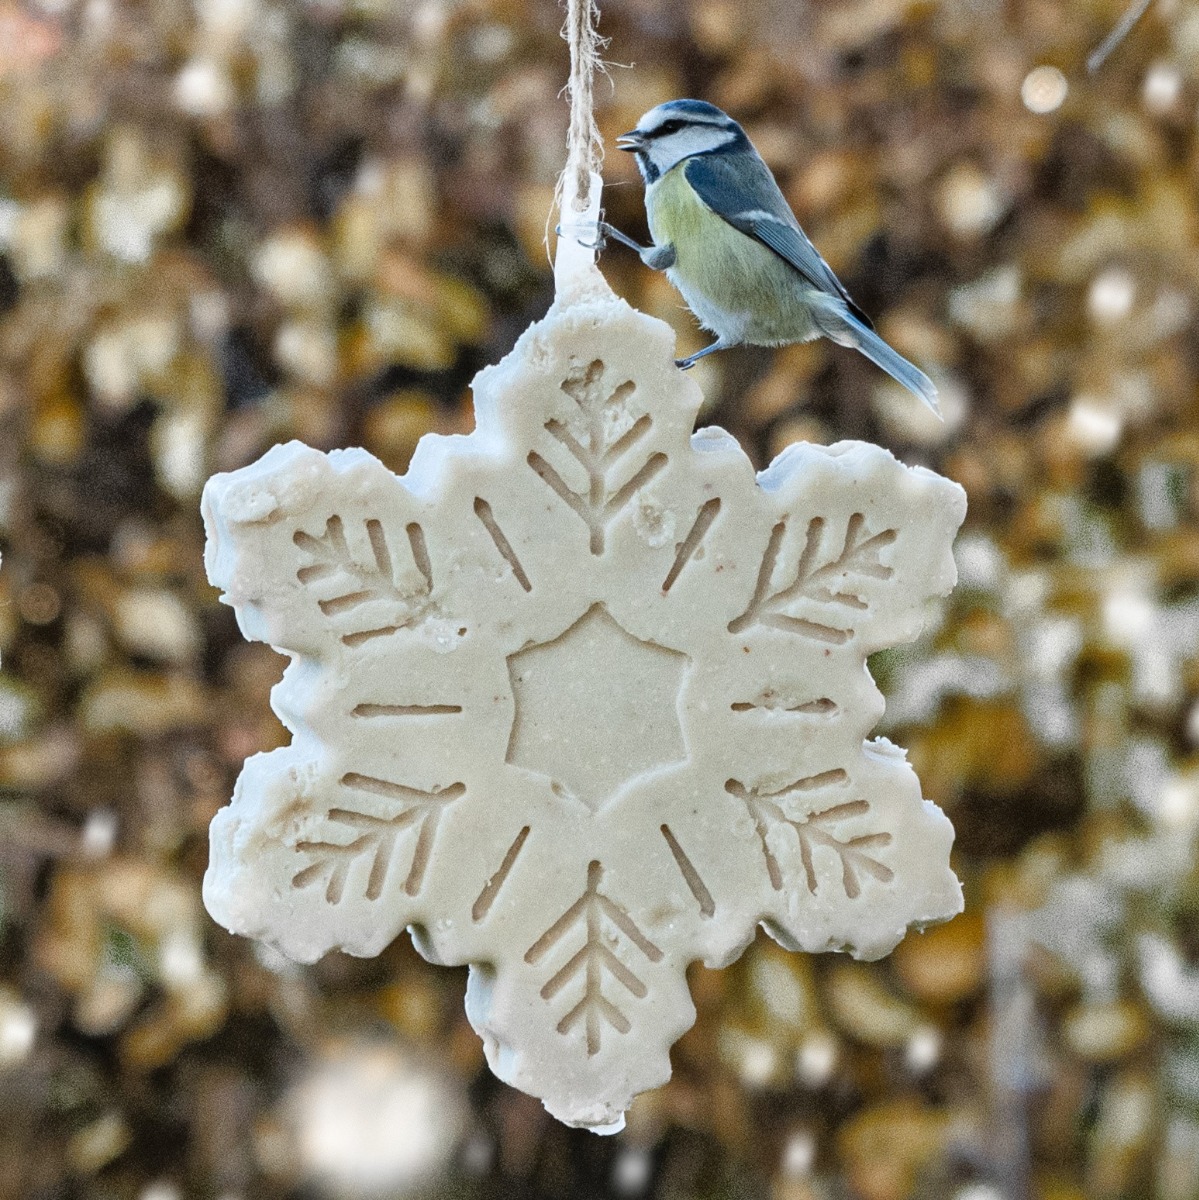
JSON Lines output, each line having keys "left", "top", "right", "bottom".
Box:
{"left": 1, "top": 0, "right": 1199, "bottom": 1197}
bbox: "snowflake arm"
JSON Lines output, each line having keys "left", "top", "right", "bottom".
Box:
{"left": 203, "top": 445, "right": 440, "bottom": 659}
{"left": 737, "top": 441, "right": 965, "bottom": 653}
{"left": 731, "top": 738, "right": 960, "bottom": 960}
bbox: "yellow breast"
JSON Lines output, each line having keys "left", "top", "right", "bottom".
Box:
{"left": 646, "top": 164, "right": 717, "bottom": 250}
{"left": 645, "top": 163, "right": 808, "bottom": 344}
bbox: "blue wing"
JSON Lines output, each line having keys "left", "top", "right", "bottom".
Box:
{"left": 684, "top": 153, "right": 874, "bottom": 331}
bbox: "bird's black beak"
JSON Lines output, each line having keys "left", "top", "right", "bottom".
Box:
{"left": 616, "top": 130, "right": 643, "bottom": 151}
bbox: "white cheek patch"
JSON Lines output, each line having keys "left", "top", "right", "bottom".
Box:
{"left": 645, "top": 126, "right": 738, "bottom": 175}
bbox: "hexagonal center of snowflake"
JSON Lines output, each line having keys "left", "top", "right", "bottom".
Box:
{"left": 505, "top": 604, "right": 689, "bottom": 812}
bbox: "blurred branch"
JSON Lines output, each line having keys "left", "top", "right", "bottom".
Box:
{"left": 1087, "top": 0, "right": 1154, "bottom": 72}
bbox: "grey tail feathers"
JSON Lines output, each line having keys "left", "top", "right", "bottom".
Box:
{"left": 816, "top": 303, "right": 941, "bottom": 417}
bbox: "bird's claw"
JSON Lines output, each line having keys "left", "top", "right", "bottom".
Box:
{"left": 554, "top": 222, "right": 606, "bottom": 252}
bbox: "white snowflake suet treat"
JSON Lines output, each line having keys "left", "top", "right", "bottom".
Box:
{"left": 201, "top": 184, "right": 966, "bottom": 1130}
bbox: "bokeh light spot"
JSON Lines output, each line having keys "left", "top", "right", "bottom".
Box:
{"left": 1021, "top": 65, "right": 1067, "bottom": 113}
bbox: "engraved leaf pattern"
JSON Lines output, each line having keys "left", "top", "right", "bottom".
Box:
{"left": 525, "top": 862, "right": 664, "bottom": 1056}
{"left": 202, "top": 286, "right": 966, "bottom": 1129}
{"left": 727, "top": 775, "right": 895, "bottom": 898}
{"left": 729, "top": 513, "right": 897, "bottom": 642}
{"left": 527, "top": 358, "right": 668, "bottom": 555}
{"left": 292, "top": 774, "right": 466, "bottom": 902}
{"left": 293, "top": 515, "right": 433, "bottom": 645}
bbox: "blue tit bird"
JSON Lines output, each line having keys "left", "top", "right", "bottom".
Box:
{"left": 603, "top": 99, "right": 940, "bottom": 415}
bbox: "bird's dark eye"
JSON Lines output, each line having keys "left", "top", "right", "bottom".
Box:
{"left": 658, "top": 119, "right": 684, "bottom": 135}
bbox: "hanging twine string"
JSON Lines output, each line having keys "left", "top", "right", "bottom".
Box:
{"left": 552, "top": 0, "right": 607, "bottom": 292}
{"left": 561, "top": 0, "right": 604, "bottom": 212}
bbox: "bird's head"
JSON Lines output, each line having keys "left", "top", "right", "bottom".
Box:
{"left": 617, "top": 100, "right": 745, "bottom": 183}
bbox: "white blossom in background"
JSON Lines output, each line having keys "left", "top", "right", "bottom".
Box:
{"left": 201, "top": 276, "right": 964, "bottom": 1128}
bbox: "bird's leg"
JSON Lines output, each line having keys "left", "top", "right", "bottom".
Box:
{"left": 598, "top": 222, "right": 677, "bottom": 271}
{"left": 597, "top": 222, "right": 644, "bottom": 252}
{"left": 675, "top": 340, "right": 728, "bottom": 370}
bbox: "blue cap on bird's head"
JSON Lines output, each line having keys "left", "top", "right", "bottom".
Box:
{"left": 646, "top": 98, "right": 730, "bottom": 121}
